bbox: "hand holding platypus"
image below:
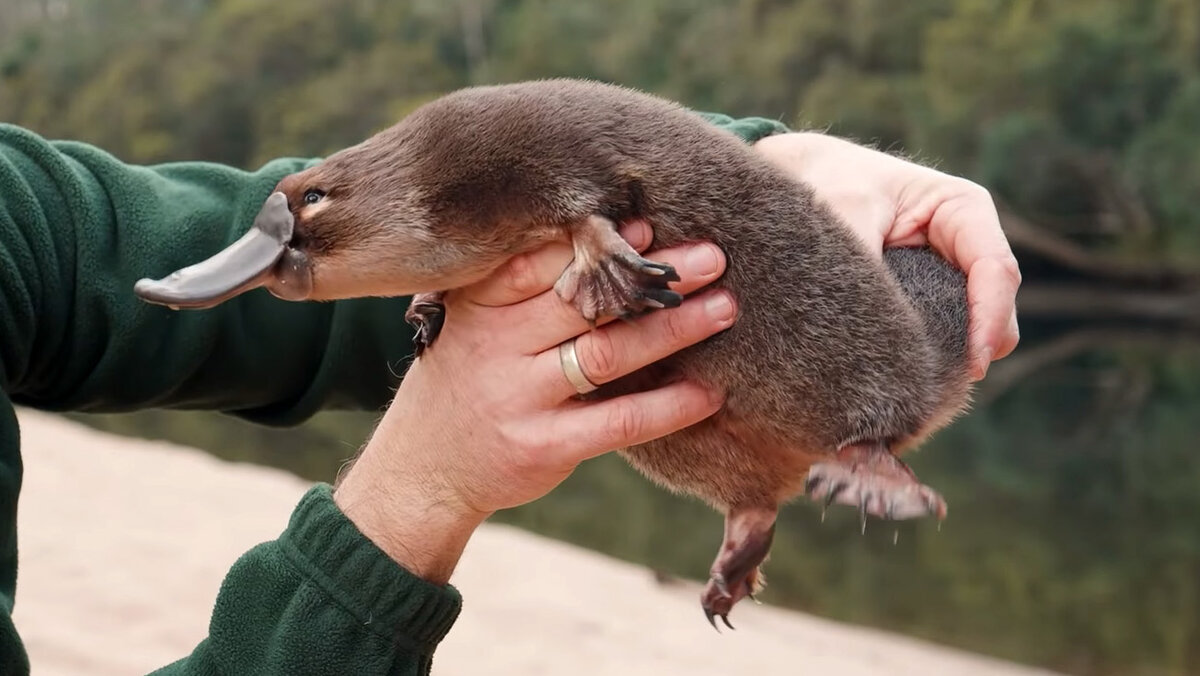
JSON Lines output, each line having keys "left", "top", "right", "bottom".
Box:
{"left": 134, "top": 79, "right": 1018, "bottom": 628}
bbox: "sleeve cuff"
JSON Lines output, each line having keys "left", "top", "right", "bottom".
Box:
{"left": 280, "top": 483, "right": 463, "bottom": 652}
{"left": 696, "top": 111, "right": 791, "bottom": 144}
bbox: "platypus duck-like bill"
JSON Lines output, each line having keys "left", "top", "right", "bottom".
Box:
{"left": 133, "top": 192, "right": 313, "bottom": 309}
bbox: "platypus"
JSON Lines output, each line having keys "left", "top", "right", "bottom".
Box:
{"left": 134, "top": 78, "right": 971, "bottom": 628}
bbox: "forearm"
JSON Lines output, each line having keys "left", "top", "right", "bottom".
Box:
{"left": 0, "top": 123, "right": 414, "bottom": 427}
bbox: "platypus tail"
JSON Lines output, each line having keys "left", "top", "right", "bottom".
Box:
{"left": 882, "top": 246, "right": 971, "bottom": 385}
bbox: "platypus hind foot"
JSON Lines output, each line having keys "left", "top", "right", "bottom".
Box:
{"left": 700, "top": 506, "right": 777, "bottom": 631}
{"left": 404, "top": 291, "right": 447, "bottom": 356}
{"left": 805, "top": 442, "right": 948, "bottom": 525}
{"left": 554, "top": 215, "right": 682, "bottom": 323}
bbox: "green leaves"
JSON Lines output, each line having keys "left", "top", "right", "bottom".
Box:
{"left": 2, "top": 0, "right": 1195, "bottom": 267}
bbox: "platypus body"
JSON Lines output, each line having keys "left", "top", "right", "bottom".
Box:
{"left": 134, "top": 79, "right": 971, "bottom": 627}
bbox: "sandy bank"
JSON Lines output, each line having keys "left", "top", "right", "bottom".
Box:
{"left": 11, "top": 408, "right": 1059, "bottom": 675}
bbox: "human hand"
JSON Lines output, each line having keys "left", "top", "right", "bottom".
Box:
{"left": 754, "top": 132, "right": 1021, "bottom": 380}
{"left": 333, "top": 223, "right": 734, "bottom": 583}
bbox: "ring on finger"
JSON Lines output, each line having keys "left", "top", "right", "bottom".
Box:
{"left": 558, "top": 338, "right": 598, "bottom": 394}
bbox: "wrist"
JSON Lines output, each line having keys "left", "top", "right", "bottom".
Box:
{"left": 333, "top": 439, "right": 489, "bottom": 585}
{"left": 753, "top": 131, "right": 841, "bottom": 172}
{"left": 754, "top": 131, "right": 894, "bottom": 256}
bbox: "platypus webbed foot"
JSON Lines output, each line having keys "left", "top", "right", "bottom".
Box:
{"left": 805, "top": 442, "right": 947, "bottom": 528}
{"left": 700, "top": 506, "right": 777, "bottom": 631}
{"left": 404, "top": 291, "right": 447, "bottom": 356}
{"left": 554, "top": 215, "right": 682, "bottom": 323}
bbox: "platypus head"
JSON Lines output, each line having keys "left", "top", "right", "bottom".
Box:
{"left": 132, "top": 141, "right": 462, "bottom": 310}
{"left": 133, "top": 94, "right": 568, "bottom": 311}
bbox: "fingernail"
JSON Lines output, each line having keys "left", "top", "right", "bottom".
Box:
{"left": 707, "top": 387, "right": 727, "bottom": 408}
{"left": 621, "top": 220, "right": 652, "bottom": 249}
{"left": 705, "top": 291, "right": 735, "bottom": 322}
{"left": 686, "top": 244, "right": 721, "bottom": 277}
{"left": 974, "top": 347, "right": 994, "bottom": 380}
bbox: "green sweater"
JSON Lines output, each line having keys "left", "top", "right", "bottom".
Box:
{"left": 0, "top": 112, "right": 787, "bottom": 675}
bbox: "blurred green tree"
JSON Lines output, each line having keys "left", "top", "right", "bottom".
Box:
{"left": 4, "top": 1, "right": 1200, "bottom": 673}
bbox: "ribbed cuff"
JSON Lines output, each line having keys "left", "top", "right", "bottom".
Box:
{"left": 280, "top": 484, "right": 463, "bottom": 653}
{"left": 697, "top": 111, "right": 791, "bottom": 144}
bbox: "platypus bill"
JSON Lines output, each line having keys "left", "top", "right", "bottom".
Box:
{"left": 134, "top": 78, "right": 973, "bottom": 630}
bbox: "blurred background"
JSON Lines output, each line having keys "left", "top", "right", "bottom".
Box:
{"left": 2, "top": 1, "right": 1198, "bottom": 675}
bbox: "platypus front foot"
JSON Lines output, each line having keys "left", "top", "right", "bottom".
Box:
{"left": 404, "top": 291, "right": 446, "bottom": 357}
{"left": 805, "top": 442, "right": 947, "bottom": 529}
{"left": 554, "top": 215, "right": 682, "bottom": 323}
{"left": 700, "top": 506, "right": 777, "bottom": 631}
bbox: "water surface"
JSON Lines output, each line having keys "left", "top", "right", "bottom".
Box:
{"left": 75, "top": 321, "right": 1200, "bottom": 676}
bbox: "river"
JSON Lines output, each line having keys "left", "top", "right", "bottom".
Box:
{"left": 74, "top": 318, "right": 1200, "bottom": 676}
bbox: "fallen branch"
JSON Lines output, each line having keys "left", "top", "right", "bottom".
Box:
{"left": 974, "top": 326, "right": 1200, "bottom": 407}
{"left": 998, "top": 206, "right": 1200, "bottom": 289}
{"left": 1015, "top": 283, "right": 1200, "bottom": 321}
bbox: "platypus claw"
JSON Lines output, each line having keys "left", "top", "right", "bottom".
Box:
{"left": 704, "top": 607, "right": 735, "bottom": 632}
{"left": 621, "top": 255, "right": 681, "bottom": 283}
{"left": 699, "top": 507, "right": 776, "bottom": 631}
{"left": 635, "top": 286, "right": 684, "bottom": 313}
{"left": 806, "top": 475, "right": 850, "bottom": 513}
{"left": 805, "top": 442, "right": 948, "bottom": 525}
{"left": 555, "top": 215, "right": 683, "bottom": 323}
{"left": 557, "top": 252, "right": 682, "bottom": 322}
{"left": 405, "top": 291, "right": 447, "bottom": 357}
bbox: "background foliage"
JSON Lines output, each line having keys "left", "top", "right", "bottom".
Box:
{"left": 3, "top": 1, "right": 1200, "bottom": 675}
{"left": 3, "top": 0, "right": 1199, "bottom": 262}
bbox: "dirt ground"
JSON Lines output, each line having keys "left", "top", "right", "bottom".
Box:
{"left": 11, "top": 408, "right": 1060, "bottom": 676}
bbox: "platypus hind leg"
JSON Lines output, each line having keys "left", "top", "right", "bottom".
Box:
{"left": 404, "top": 291, "right": 447, "bottom": 356}
{"left": 804, "top": 442, "right": 948, "bottom": 526}
{"left": 554, "top": 215, "right": 682, "bottom": 323}
{"left": 700, "top": 505, "right": 777, "bottom": 630}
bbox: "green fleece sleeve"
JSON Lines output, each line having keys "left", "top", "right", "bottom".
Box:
{"left": 0, "top": 112, "right": 787, "bottom": 675}
{"left": 151, "top": 485, "right": 461, "bottom": 676}
{"left": 0, "top": 124, "right": 416, "bottom": 425}
{"left": 695, "top": 112, "right": 790, "bottom": 142}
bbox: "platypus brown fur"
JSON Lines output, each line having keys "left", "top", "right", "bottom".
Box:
{"left": 134, "top": 78, "right": 972, "bottom": 628}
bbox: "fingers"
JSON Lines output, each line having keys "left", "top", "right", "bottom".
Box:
{"left": 464, "top": 220, "right": 653, "bottom": 307}
{"left": 544, "top": 380, "right": 724, "bottom": 465}
{"left": 918, "top": 181, "right": 1022, "bottom": 379}
{"left": 966, "top": 259, "right": 1021, "bottom": 376}
{"left": 538, "top": 288, "right": 736, "bottom": 401}
{"left": 508, "top": 241, "right": 728, "bottom": 354}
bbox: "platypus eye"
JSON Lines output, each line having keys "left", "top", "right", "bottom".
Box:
{"left": 303, "top": 189, "right": 325, "bottom": 205}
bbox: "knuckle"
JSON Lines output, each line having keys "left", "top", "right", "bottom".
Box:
{"left": 495, "top": 420, "right": 524, "bottom": 452}
{"left": 606, "top": 400, "right": 645, "bottom": 443}
{"left": 955, "top": 178, "right": 994, "bottom": 205}
{"left": 997, "top": 255, "right": 1023, "bottom": 288}
{"left": 662, "top": 393, "right": 689, "bottom": 427}
{"left": 501, "top": 254, "right": 540, "bottom": 297}
{"left": 577, "top": 330, "right": 620, "bottom": 382}
{"left": 939, "top": 178, "right": 993, "bottom": 221}
{"left": 502, "top": 422, "right": 549, "bottom": 472}
{"left": 661, "top": 304, "right": 694, "bottom": 345}
{"left": 510, "top": 444, "right": 541, "bottom": 474}
{"left": 1003, "top": 310, "right": 1021, "bottom": 347}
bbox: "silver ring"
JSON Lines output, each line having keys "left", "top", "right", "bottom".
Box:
{"left": 558, "top": 338, "right": 598, "bottom": 394}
